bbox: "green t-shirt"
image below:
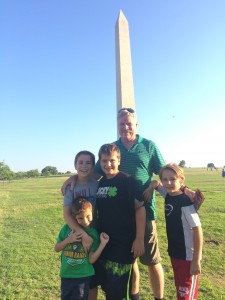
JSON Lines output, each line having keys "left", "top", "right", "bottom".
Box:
{"left": 57, "top": 224, "right": 100, "bottom": 278}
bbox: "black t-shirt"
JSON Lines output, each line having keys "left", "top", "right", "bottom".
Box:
{"left": 96, "top": 172, "right": 143, "bottom": 264}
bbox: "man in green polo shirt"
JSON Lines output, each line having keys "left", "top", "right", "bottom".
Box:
{"left": 94, "top": 108, "right": 165, "bottom": 300}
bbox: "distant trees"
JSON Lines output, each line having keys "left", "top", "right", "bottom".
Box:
{"left": 178, "top": 160, "right": 186, "bottom": 168}
{"left": 41, "top": 166, "right": 58, "bottom": 176}
{"left": 0, "top": 161, "right": 14, "bottom": 180}
{"left": 26, "top": 169, "right": 40, "bottom": 178}
{"left": 0, "top": 161, "right": 67, "bottom": 179}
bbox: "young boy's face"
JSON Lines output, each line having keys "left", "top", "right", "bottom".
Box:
{"left": 75, "top": 154, "right": 93, "bottom": 179}
{"left": 100, "top": 153, "right": 120, "bottom": 179}
{"left": 161, "top": 169, "right": 183, "bottom": 196}
{"left": 75, "top": 207, "right": 93, "bottom": 228}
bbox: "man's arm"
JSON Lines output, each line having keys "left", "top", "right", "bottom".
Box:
{"left": 190, "top": 226, "right": 203, "bottom": 275}
{"left": 143, "top": 180, "right": 161, "bottom": 201}
{"left": 131, "top": 203, "right": 146, "bottom": 258}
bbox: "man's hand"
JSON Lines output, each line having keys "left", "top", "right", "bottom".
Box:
{"left": 61, "top": 175, "right": 78, "bottom": 195}
{"left": 182, "top": 186, "right": 195, "bottom": 201}
{"left": 131, "top": 238, "right": 145, "bottom": 258}
{"left": 143, "top": 180, "right": 160, "bottom": 202}
{"left": 182, "top": 187, "right": 205, "bottom": 210}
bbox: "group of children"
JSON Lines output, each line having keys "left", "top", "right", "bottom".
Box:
{"left": 55, "top": 144, "right": 203, "bottom": 300}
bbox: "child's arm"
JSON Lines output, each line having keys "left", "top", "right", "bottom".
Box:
{"left": 190, "top": 226, "right": 203, "bottom": 275}
{"left": 131, "top": 204, "right": 146, "bottom": 258}
{"left": 61, "top": 175, "right": 78, "bottom": 195}
{"left": 64, "top": 206, "right": 94, "bottom": 252}
{"left": 89, "top": 232, "right": 109, "bottom": 264}
{"left": 61, "top": 173, "right": 101, "bottom": 195}
{"left": 54, "top": 231, "right": 82, "bottom": 252}
{"left": 143, "top": 180, "right": 167, "bottom": 201}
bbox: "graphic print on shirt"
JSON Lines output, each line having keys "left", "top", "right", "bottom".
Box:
{"left": 96, "top": 186, "right": 118, "bottom": 198}
{"left": 74, "top": 187, "right": 95, "bottom": 206}
{"left": 63, "top": 232, "right": 87, "bottom": 266}
{"left": 165, "top": 204, "right": 173, "bottom": 216}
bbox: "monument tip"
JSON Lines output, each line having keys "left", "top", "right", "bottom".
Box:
{"left": 117, "top": 9, "right": 126, "bottom": 21}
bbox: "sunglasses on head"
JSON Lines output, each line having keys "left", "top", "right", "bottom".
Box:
{"left": 117, "top": 108, "right": 135, "bottom": 114}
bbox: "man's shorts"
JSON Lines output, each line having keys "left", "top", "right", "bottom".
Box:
{"left": 171, "top": 257, "right": 199, "bottom": 300}
{"left": 139, "top": 220, "right": 162, "bottom": 266}
{"left": 90, "top": 259, "right": 133, "bottom": 300}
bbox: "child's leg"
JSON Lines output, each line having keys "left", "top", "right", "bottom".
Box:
{"left": 88, "top": 287, "right": 98, "bottom": 300}
{"left": 170, "top": 257, "right": 199, "bottom": 300}
{"left": 61, "top": 277, "right": 91, "bottom": 300}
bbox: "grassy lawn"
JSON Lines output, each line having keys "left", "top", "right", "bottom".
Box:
{"left": 0, "top": 169, "right": 225, "bottom": 299}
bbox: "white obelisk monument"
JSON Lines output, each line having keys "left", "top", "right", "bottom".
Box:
{"left": 115, "top": 10, "right": 135, "bottom": 137}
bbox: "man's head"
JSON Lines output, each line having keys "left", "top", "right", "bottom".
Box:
{"left": 98, "top": 143, "right": 121, "bottom": 179}
{"left": 117, "top": 108, "right": 138, "bottom": 142}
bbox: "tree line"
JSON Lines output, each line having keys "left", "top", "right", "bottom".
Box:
{"left": 0, "top": 162, "right": 72, "bottom": 180}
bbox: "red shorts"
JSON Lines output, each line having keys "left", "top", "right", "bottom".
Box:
{"left": 170, "top": 257, "right": 199, "bottom": 300}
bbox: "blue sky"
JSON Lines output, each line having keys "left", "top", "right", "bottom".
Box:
{"left": 1, "top": 1, "right": 225, "bottom": 173}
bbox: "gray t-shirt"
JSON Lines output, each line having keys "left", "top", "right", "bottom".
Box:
{"left": 63, "top": 177, "right": 99, "bottom": 208}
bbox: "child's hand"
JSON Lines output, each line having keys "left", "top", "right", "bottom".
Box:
{"left": 131, "top": 238, "right": 145, "bottom": 258}
{"left": 190, "top": 260, "right": 201, "bottom": 275}
{"left": 67, "top": 231, "right": 82, "bottom": 243}
{"left": 100, "top": 232, "right": 109, "bottom": 245}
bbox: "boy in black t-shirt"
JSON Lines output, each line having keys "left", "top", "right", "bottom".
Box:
{"left": 94, "top": 143, "right": 145, "bottom": 300}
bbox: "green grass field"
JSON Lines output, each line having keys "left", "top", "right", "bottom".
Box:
{"left": 0, "top": 169, "right": 225, "bottom": 299}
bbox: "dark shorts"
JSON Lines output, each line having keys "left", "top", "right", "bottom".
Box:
{"left": 61, "top": 277, "right": 91, "bottom": 300}
{"left": 139, "top": 220, "right": 162, "bottom": 266}
{"left": 90, "top": 259, "right": 133, "bottom": 300}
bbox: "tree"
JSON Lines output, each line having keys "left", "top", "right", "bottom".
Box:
{"left": 26, "top": 169, "right": 40, "bottom": 178}
{"left": 41, "top": 166, "right": 58, "bottom": 176}
{"left": 178, "top": 160, "right": 186, "bottom": 168}
{"left": 14, "top": 171, "right": 27, "bottom": 179}
{"left": 0, "top": 161, "right": 14, "bottom": 180}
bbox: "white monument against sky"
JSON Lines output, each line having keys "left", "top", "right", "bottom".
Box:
{"left": 115, "top": 10, "right": 135, "bottom": 115}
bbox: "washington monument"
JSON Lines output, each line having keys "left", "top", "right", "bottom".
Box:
{"left": 115, "top": 10, "right": 135, "bottom": 117}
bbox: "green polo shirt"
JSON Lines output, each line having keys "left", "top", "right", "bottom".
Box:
{"left": 95, "top": 135, "right": 165, "bottom": 220}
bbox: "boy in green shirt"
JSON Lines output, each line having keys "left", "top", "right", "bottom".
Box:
{"left": 55, "top": 196, "right": 109, "bottom": 300}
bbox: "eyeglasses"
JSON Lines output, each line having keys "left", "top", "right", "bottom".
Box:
{"left": 117, "top": 108, "right": 135, "bottom": 114}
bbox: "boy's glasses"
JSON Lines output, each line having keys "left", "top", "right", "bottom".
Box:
{"left": 117, "top": 108, "right": 135, "bottom": 115}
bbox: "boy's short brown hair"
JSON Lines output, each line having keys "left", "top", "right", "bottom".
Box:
{"left": 74, "top": 151, "right": 95, "bottom": 166}
{"left": 159, "top": 163, "right": 185, "bottom": 182}
{"left": 98, "top": 143, "right": 121, "bottom": 159}
{"left": 71, "top": 196, "right": 93, "bottom": 216}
